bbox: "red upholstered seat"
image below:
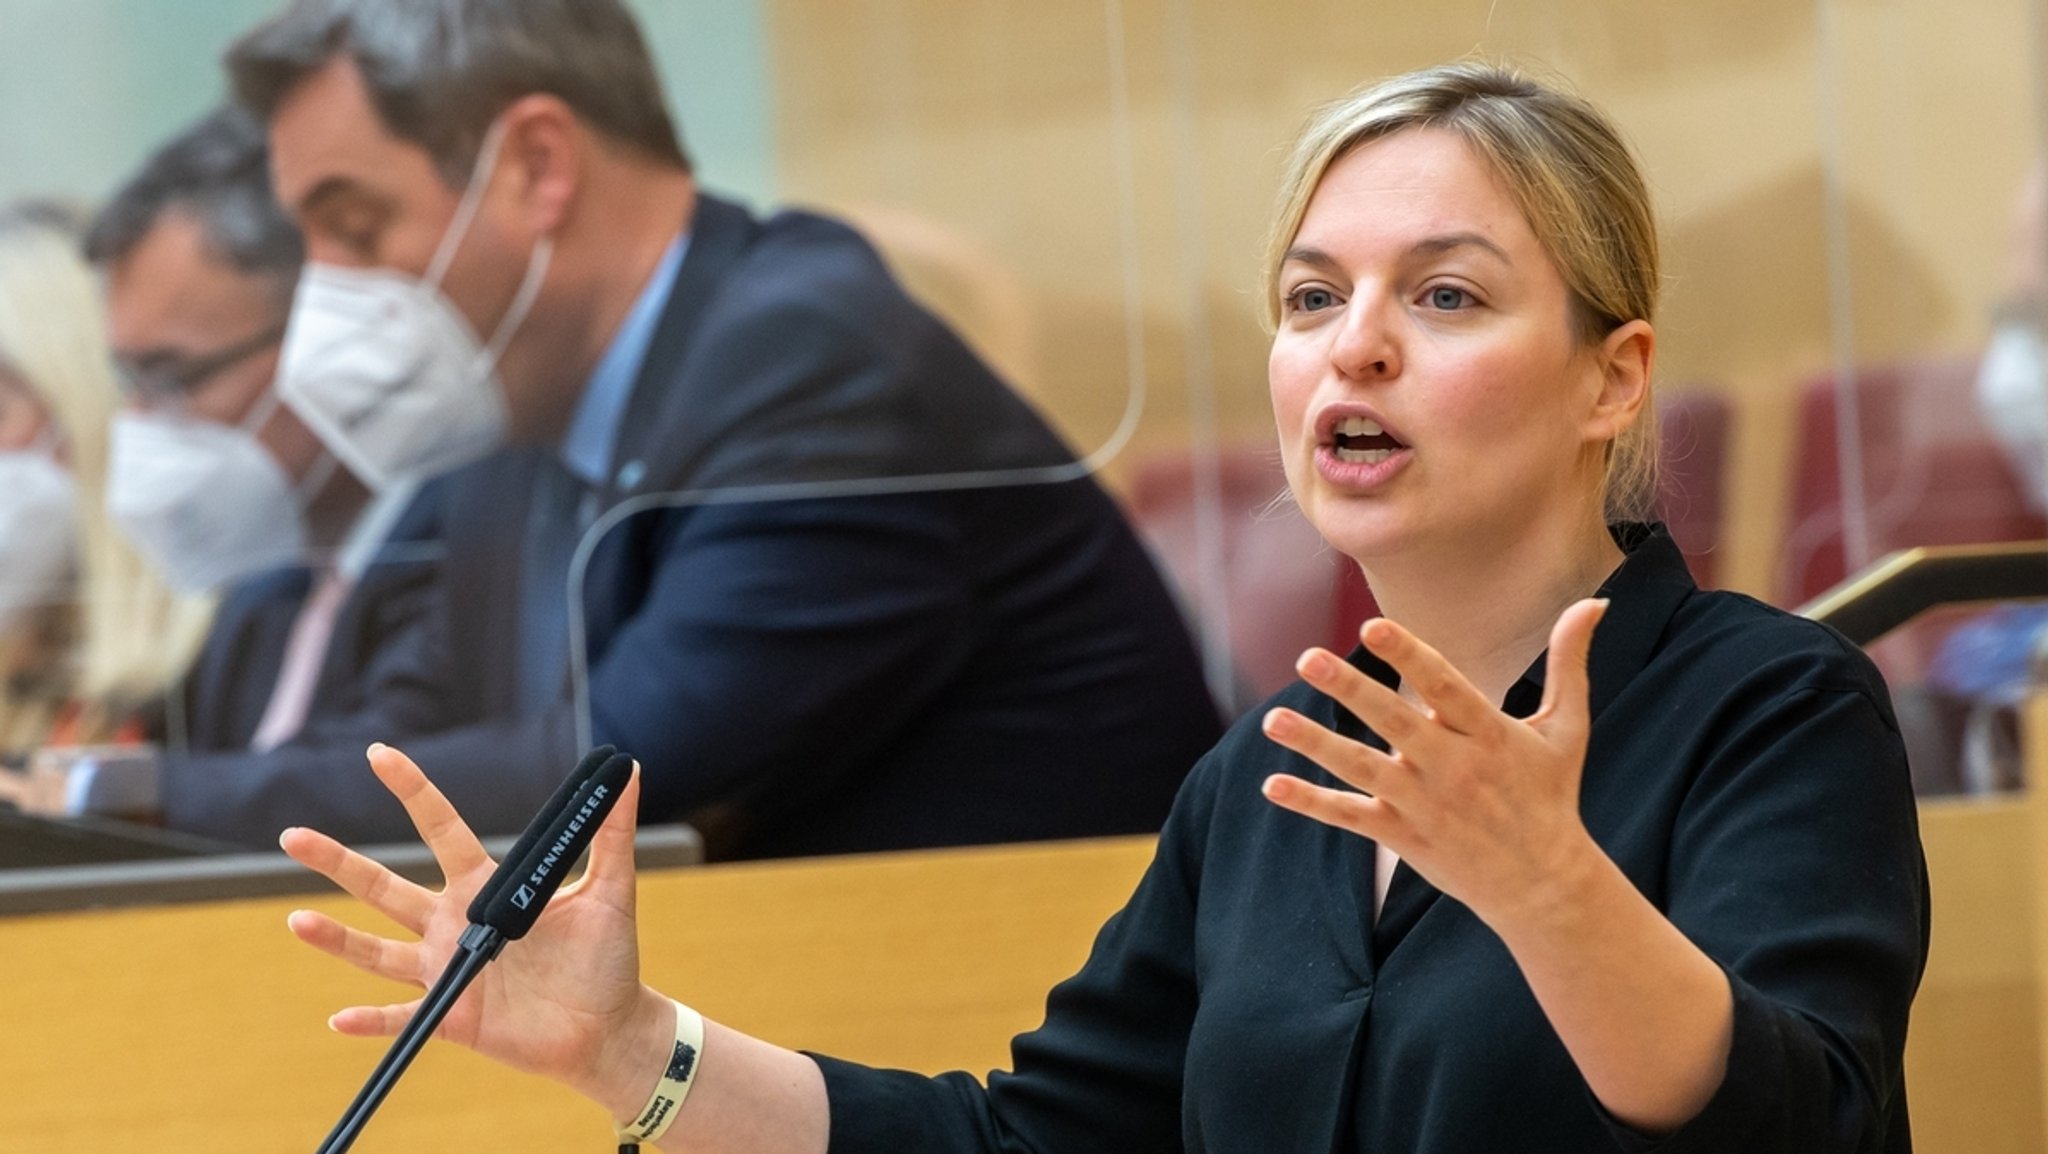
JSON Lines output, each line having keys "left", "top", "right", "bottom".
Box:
{"left": 1124, "top": 448, "right": 1360, "bottom": 713}
{"left": 1779, "top": 356, "right": 2044, "bottom": 607}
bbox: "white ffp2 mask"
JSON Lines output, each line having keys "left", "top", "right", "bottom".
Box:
{"left": 1978, "top": 322, "right": 2048, "bottom": 513}
{"left": 275, "top": 119, "right": 551, "bottom": 490}
{"left": 105, "top": 396, "right": 311, "bottom": 593}
{"left": 0, "top": 445, "right": 77, "bottom": 626}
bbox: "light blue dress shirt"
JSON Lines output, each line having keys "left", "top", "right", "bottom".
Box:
{"left": 561, "top": 233, "right": 690, "bottom": 489}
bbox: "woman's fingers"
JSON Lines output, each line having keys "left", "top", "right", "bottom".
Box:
{"left": 287, "top": 909, "right": 424, "bottom": 985}
{"left": 1295, "top": 647, "right": 1446, "bottom": 759}
{"left": 329, "top": 999, "right": 423, "bottom": 1038}
{"left": 366, "top": 743, "right": 491, "bottom": 880}
{"left": 1261, "top": 773, "right": 1397, "bottom": 841}
{"left": 280, "top": 826, "right": 436, "bottom": 937}
{"left": 564, "top": 763, "right": 641, "bottom": 913}
{"left": 1534, "top": 599, "right": 1608, "bottom": 739}
{"left": 1262, "top": 708, "right": 1407, "bottom": 800}
{"left": 1357, "top": 618, "right": 1498, "bottom": 735}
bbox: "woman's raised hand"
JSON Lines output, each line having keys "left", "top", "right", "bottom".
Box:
{"left": 281, "top": 743, "right": 674, "bottom": 1122}
{"left": 1259, "top": 598, "right": 1609, "bottom": 929}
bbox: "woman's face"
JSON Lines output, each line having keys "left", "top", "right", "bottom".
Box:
{"left": 1269, "top": 128, "right": 1629, "bottom": 566}
{"left": 0, "top": 364, "right": 52, "bottom": 453}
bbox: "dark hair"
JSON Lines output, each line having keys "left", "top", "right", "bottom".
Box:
{"left": 83, "top": 104, "right": 305, "bottom": 293}
{"left": 227, "top": 0, "right": 691, "bottom": 183}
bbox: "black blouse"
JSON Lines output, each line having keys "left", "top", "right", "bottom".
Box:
{"left": 813, "top": 523, "right": 1928, "bottom": 1153}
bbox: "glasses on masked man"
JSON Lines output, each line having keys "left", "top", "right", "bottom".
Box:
{"left": 105, "top": 320, "right": 334, "bottom": 593}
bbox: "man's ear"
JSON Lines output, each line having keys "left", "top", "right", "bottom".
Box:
{"left": 1583, "top": 318, "right": 1654, "bottom": 446}
{"left": 498, "top": 94, "right": 581, "bottom": 237}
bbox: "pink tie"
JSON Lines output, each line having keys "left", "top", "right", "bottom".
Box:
{"left": 249, "top": 571, "right": 354, "bottom": 753}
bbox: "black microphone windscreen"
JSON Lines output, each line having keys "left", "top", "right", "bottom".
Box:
{"left": 466, "top": 745, "right": 615, "bottom": 927}
{"left": 472, "top": 751, "right": 635, "bottom": 940}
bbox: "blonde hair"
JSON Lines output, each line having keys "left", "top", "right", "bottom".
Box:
{"left": 1261, "top": 61, "right": 1662, "bottom": 522}
{"left": 0, "top": 205, "right": 214, "bottom": 746}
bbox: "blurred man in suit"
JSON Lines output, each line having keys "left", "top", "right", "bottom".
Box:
{"left": 19, "top": 106, "right": 448, "bottom": 817}
{"left": 130, "top": 0, "right": 1221, "bottom": 859}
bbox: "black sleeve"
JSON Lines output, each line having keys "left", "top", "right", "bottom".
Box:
{"left": 1601, "top": 685, "right": 1927, "bottom": 1153}
{"left": 809, "top": 750, "right": 1218, "bottom": 1153}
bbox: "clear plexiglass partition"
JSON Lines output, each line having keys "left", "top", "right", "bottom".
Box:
{"left": 0, "top": 0, "right": 2042, "bottom": 855}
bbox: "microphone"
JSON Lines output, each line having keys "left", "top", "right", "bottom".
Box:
{"left": 314, "top": 745, "right": 637, "bottom": 1153}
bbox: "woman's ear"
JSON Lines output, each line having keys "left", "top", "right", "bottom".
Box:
{"left": 499, "top": 94, "right": 581, "bottom": 238}
{"left": 1583, "top": 319, "right": 1654, "bottom": 445}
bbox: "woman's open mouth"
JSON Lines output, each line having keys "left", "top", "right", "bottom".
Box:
{"left": 1330, "top": 415, "right": 1407, "bottom": 464}
{"left": 1312, "top": 410, "right": 1412, "bottom": 490}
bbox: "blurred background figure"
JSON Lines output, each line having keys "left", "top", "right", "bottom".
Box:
{"left": 89, "top": 105, "right": 362, "bottom": 600}
{"left": 0, "top": 203, "right": 213, "bottom": 760}
{"left": 1903, "top": 160, "right": 2048, "bottom": 793}
{"left": 1978, "top": 161, "right": 2048, "bottom": 510}
{"left": 14, "top": 105, "right": 445, "bottom": 817}
{"left": 0, "top": 207, "right": 83, "bottom": 753}
{"left": 122, "top": 0, "right": 1222, "bottom": 858}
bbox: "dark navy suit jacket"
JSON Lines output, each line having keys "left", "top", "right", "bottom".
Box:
{"left": 168, "top": 486, "right": 445, "bottom": 755}
{"left": 163, "top": 194, "right": 1222, "bottom": 857}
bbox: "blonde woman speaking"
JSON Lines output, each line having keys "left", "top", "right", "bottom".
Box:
{"left": 281, "top": 64, "right": 1925, "bottom": 1154}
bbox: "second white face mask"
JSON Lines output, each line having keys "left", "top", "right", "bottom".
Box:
{"left": 0, "top": 446, "right": 77, "bottom": 628}
{"left": 1979, "top": 322, "right": 2048, "bottom": 512}
{"left": 274, "top": 119, "right": 550, "bottom": 490}
{"left": 106, "top": 407, "right": 308, "bottom": 592}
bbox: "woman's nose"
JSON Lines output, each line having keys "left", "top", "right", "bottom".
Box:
{"left": 1329, "top": 295, "right": 1400, "bottom": 382}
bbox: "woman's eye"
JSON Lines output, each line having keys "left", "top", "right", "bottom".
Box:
{"left": 1426, "top": 285, "right": 1472, "bottom": 310}
{"left": 1291, "top": 288, "right": 1337, "bottom": 313}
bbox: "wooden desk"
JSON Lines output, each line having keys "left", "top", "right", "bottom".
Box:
{"left": 4, "top": 793, "right": 2038, "bottom": 1152}
{"left": 1904, "top": 795, "right": 2042, "bottom": 1153}
{"left": 0, "top": 836, "right": 1155, "bottom": 1151}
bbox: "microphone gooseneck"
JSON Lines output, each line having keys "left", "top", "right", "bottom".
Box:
{"left": 313, "top": 746, "right": 637, "bottom": 1154}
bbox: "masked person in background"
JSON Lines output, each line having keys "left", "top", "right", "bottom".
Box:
{"left": 1980, "top": 162, "right": 2048, "bottom": 507}
{"left": 0, "top": 205, "right": 93, "bottom": 756}
{"left": 118, "top": 0, "right": 1223, "bottom": 858}
{"left": 9, "top": 106, "right": 451, "bottom": 817}
{"left": 0, "top": 203, "right": 213, "bottom": 775}
{"left": 1910, "top": 159, "right": 2048, "bottom": 793}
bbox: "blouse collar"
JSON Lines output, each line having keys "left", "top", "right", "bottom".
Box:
{"left": 1340, "top": 521, "right": 1698, "bottom": 727}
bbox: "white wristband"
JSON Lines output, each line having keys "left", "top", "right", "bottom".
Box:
{"left": 617, "top": 1000, "right": 705, "bottom": 1146}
